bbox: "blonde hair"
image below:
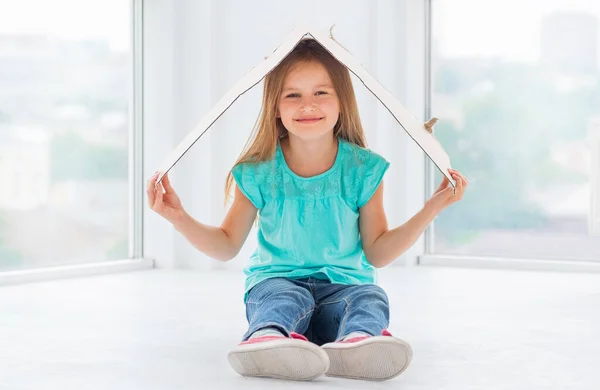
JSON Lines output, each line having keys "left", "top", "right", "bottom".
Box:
{"left": 224, "top": 38, "right": 367, "bottom": 204}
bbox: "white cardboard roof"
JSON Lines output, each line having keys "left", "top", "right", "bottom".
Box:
{"left": 156, "top": 27, "right": 453, "bottom": 187}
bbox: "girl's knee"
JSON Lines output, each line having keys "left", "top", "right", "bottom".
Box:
{"left": 351, "top": 284, "right": 389, "bottom": 305}
{"left": 247, "top": 277, "right": 314, "bottom": 306}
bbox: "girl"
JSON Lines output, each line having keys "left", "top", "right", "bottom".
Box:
{"left": 147, "top": 38, "right": 467, "bottom": 382}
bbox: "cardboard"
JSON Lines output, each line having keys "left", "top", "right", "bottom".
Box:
{"left": 156, "top": 26, "right": 454, "bottom": 188}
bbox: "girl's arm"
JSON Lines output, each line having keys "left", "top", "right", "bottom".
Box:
{"left": 171, "top": 186, "right": 257, "bottom": 262}
{"left": 359, "top": 169, "right": 467, "bottom": 268}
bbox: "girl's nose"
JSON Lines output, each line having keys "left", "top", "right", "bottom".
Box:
{"left": 300, "top": 106, "right": 315, "bottom": 113}
{"left": 299, "top": 100, "right": 317, "bottom": 112}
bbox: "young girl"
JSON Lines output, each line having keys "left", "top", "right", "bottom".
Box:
{"left": 147, "top": 38, "right": 467, "bottom": 382}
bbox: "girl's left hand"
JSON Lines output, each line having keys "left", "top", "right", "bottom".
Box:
{"left": 425, "top": 168, "right": 468, "bottom": 213}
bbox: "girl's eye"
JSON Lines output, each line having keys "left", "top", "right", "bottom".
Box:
{"left": 284, "top": 91, "right": 328, "bottom": 98}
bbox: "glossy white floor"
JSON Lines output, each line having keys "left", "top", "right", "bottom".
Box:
{"left": 1, "top": 265, "right": 598, "bottom": 390}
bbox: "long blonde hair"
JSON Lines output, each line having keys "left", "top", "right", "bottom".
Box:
{"left": 224, "top": 38, "right": 367, "bottom": 204}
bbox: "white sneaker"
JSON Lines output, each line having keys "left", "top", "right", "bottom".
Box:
{"left": 321, "top": 329, "right": 413, "bottom": 381}
{"left": 228, "top": 332, "right": 330, "bottom": 381}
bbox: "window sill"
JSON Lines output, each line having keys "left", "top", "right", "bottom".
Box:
{"left": 0, "top": 258, "right": 155, "bottom": 286}
{"left": 419, "top": 254, "right": 600, "bottom": 273}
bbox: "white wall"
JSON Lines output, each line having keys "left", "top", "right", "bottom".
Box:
{"left": 143, "top": 0, "right": 429, "bottom": 270}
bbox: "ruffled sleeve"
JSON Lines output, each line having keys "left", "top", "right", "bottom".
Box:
{"left": 357, "top": 152, "right": 390, "bottom": 208}
{"left": 231, "top": 163, "right": 264, "bottom": 209}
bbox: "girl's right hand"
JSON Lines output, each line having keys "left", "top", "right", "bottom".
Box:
{"left": 147, "top": 172, "right": 185, "bottom": 223}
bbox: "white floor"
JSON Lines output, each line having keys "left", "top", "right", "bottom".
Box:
{"left": 1, "top": 266, "right": 599, "bottom": 390}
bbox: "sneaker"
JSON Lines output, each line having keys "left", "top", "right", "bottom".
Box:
{"left": 227, "top": 332, "right": 330, "bottom": 381}
{"left": 321, "top": 330, "right": 413, "bottom": 381}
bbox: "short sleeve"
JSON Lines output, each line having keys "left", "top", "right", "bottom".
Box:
{"left": 357, "top": 152, "right": 390, "bottom": 208}
{"left": 231, "top": 163, "right": 265, "bottom": 209}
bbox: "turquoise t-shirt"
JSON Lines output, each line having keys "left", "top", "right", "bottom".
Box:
{"left": 231, "top": 137, "right": 390, "bottom": 302}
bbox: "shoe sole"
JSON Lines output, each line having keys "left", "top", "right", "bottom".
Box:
{"left": 321, "top": 336, "right": 413, "bottom": 381}
{"left": 228, "top": 338, "right": 330, "bottom": 381}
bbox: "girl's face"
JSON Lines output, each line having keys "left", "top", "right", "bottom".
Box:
{"left": 278, "top": 60, "right": 340, "bottom": 141}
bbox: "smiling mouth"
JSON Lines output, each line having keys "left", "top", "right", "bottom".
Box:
{"left": 295, "top": 117, "right": 324, "bottom": 123}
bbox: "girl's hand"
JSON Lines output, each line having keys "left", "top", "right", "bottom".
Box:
{"left": 146, "top": 172, "right": 185, "bottom": 223}
{"left": 425, "top": 168, "right": 468, "bottom": 214}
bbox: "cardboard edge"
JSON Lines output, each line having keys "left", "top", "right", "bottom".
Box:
{"left": 308, "top": 29, "right": 455, "bottom": 187}
{"left": 156, "top": 27, "right": 311, "bottom": 184}
{"left": 155, "top": 26, "right": 455, "bottom": 189}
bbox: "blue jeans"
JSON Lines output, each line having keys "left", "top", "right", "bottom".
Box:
{"left": 243, "top": 277, "right": 390, "bottom": 346}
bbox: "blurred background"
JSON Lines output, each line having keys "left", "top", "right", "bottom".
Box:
{"left": 0, "top": 0, "right": 130, "bottom": 270}
{"left": 431, "top": 0, "right": 600, "bottom": 262}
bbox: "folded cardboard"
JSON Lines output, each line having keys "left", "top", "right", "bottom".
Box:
{"left": 156, "top": 26, "right": 454, "bottom": 188}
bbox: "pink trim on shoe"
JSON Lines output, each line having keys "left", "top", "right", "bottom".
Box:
{"left": 290, "top": 332, "right": 308, "bottom": 341}
{"left": 341, "top": 329, "right": 393, "bottom": 343}
{"left": 341, "top": 335, "right": 369, "bottom": 343}
{"left": 240, "top": 335, "right": 286, "bottom": 345}
{"left": 239, "top": 331, "right": 308, "bottom": 345}
{"left": 228, "top": 331, "right": 330, "bottom": 381}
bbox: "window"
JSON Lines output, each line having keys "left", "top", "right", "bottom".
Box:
{"left": 0, "top": 0, "right": 132, "bottom": 270}
{"left": 430, "top": 0, "right": 600, "bottom": 261}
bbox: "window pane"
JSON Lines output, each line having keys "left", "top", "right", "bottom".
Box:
{"left": 0, "top": 0, "right": 131, "bottom": 270}
{"left": 431, "top": 0, "right": 600, "bottom": 261}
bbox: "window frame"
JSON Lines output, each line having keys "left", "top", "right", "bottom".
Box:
{"left": 420, "top": 0, "right": 600, "bottom": 273}
{"left": 0, "top": 0, "right": 153, "bottom": 285}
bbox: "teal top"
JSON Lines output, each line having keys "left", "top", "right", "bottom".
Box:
{"left": 231, "top": 137, "right": 390, "bottom": 302}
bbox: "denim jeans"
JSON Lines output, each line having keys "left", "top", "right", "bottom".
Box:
{"left": 242, "top": 277, "right": 390, "bottom": 346}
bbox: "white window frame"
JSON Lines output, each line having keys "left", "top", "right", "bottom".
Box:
{"left": 419, "top": 0, "right": 600, "bottom": 273}
{"left": 0, "top": 0, "right": 153, "bottom": 286}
